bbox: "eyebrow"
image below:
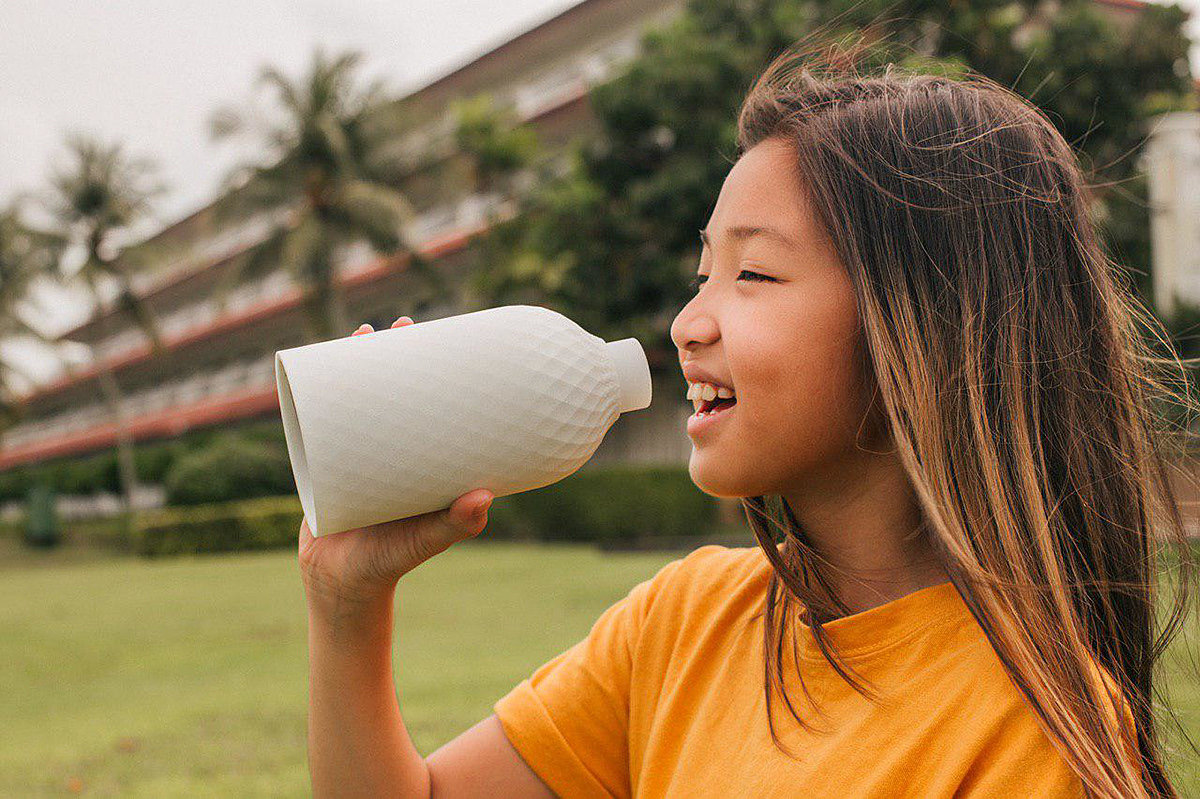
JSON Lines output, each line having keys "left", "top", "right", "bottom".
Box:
{"left": 699, "top": 224, "right": 802, "bottom": 250}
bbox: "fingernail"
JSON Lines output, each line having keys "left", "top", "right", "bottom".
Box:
{"left": 473, "top": 499, "right": 491, "bottom": 516}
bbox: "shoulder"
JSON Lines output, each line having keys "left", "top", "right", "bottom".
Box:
{"left": 630, "top": 543, "right": 771, "bottom": 650}
{"left": 641, "top": 543, "right": 771, "bottom": 609}
{"left": 918, "top": 603, "right": 1141, "bottom": 782}
{"left": 941, "top": 641, "right": 1140, "bottom": 794}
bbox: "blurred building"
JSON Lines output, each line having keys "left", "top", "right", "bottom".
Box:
{"left": 0, "top": 0, "right": 1177, "bottom": 519}
{"left": 0, "top": 0, "right": 694, "bottom": 518}
{"left": 1145, "top": 111, "right": 1200, "bottom": 319}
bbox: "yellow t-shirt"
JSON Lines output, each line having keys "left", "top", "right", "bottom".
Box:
{"left": 494, "top": 544, "right": 1131, "bottom": 798}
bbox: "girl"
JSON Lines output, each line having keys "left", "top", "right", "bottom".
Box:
{"left": 300, "top": 42, "right": 1197, "bottom": 798}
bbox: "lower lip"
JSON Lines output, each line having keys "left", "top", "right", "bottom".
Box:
{"left": 687, "top": 401, "right": 736, "bottom": 437}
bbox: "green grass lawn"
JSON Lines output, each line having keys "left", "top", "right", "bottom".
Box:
{"left": 0, "top": 537, "right": 1195, "bottom": 797}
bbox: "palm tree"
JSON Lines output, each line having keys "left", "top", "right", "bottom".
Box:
{"left": 42, "top": 133, "right": 167, "bottom": 524}
{"left": 0, "top": 203, "right": 69, "bottom": 432}
{"left": 44, "top": 134, "right": 167, "bottom": 352}
{"left": 210, "top": 48, "right": 443, "bottom": 341}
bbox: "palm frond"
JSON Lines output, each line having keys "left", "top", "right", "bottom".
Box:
{"left": 210, "top": 222, "right": 291, "bottom": 313}
{"left": 0, "top": 207, "right": 64, "bottom": 319}
{"left": 211, "top": 46, "right": 426, "bottom": 341}
{"left": 209, "top": 104, "right": 247, "bottom": 141}
{"left": 314, "top": 112, "right": 355, "bottom": 175}
{"left": 257, "top": 65, "right": 306, "bottom": 118}
{"left": 280, "top": 214, "right": 329, "bottom": 285}
{"left": 211, "top": 160, "right": 298, "bottom": 225}
{"left": 328, "top": 179, "right": 416, "bottom": 253}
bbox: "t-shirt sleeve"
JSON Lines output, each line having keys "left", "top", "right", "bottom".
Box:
{"left": 491, "top": 553, "right": 690, "bottom": 799}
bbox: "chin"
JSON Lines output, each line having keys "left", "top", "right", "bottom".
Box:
{"left": 688, "top": 453, "right": 755, "bottom": 499}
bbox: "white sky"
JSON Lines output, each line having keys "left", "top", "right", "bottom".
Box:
{"left": 0, "top": 0, "right": 582, "bottom": 390}
{"left": 0, "top": 0, "right": 1197, "bottom": 392}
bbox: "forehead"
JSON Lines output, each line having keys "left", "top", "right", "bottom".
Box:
{"left": 707, "top": 138, "right": 814, "bottom": 245}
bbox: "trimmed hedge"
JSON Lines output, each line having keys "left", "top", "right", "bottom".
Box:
{"left": 501, "top": 464, "right": 718, "bottom": 544}
{"left": 134, "top": 495, "right": 303, "bottom": 557}
{"left": 131, "top": 464, "right": 723, "bottom": 557}
{"left": 0, "top": 419, "right": 290, "bottom": 503}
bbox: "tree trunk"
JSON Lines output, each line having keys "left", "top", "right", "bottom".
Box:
{"left": 91, "top": 340, "right": 139, "bottom": 531}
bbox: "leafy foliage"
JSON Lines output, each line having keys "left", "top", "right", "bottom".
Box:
{"left": 451, "top": 93, "right": 540, "bottom": 195}
{"left": 469, "top": 0, "right": 1197, "bottom": 356}
{"left": 0, "top": 205, "right": 67, "bottom": 428}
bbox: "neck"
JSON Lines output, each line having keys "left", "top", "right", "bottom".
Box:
{"left": 779, "top": 449, "right": 948, "bottom": 619}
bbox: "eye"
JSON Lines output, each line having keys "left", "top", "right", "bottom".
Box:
{"left": 689, "top": 270, "right": 776, "bottom": 292}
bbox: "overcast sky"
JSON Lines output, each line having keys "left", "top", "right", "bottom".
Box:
{"left": 0, "top": 0, "right": 583, "bottom": 389}
{"left": 0, "top": 0, "right": 1197, "bottom": 391}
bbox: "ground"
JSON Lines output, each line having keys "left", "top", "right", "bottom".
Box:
{"left": 0, "top": 537, "right": 1195, "bottom": 796}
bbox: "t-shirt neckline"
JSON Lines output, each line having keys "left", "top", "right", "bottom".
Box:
{"left": 792, "top": 580, "right": 973, "bottom": 662}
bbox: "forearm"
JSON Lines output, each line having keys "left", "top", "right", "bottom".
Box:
{"left": 307, "top": 589, "right": 430, "bottom": 798}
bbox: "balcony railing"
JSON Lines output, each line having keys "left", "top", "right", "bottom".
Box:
{"left": 88, "top": 191, "right": 508, "bottom": 363}
{"left": 1, "top": 354, "right": 280, "bottom": 450}
{"left": 390, "top": 31, "right": 642, "bottom": 171}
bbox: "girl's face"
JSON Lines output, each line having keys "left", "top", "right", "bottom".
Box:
{"left": 670, "top": 136, "right": 876, "bottom": 498}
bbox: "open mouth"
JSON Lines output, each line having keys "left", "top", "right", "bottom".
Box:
{"left": 697, "top": 396, "right": 737, "bottom": 416}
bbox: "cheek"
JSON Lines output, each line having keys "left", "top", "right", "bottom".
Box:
{"left": 736, "top": 292, "right": 865, "bottom": 468}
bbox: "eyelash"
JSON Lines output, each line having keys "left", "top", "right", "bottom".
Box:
{"left": 688, "top": 270, "right": 775, "bottom": 292}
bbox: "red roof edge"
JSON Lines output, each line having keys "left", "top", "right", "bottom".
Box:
{"left": 1, "top": 340, "right": 675, "bottom": 469}
{"left": 21, "top": 223, "right": 488, "bottom": 405}
{"left": 0, "top": 385, "right": 281, "bottom": 470}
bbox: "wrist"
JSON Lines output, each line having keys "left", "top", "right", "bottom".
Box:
{"left": 306, "top": 583, "right": 396, "bottom": 638}
{"left": 303, "top": 570, "right": 397, "bottom": 612}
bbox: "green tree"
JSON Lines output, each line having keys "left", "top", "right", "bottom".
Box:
{"left": 448, "top": 92, "right": 543, "bottom": 309}
{"left": 211, "top": 48, "right": 443, "bottom": 341}
{"left": 451, "top": 92, "right": 540, "bottom": 197}
{"left": 44, "top": 134, "right": 167, "bottom": 350}
{"left": 42, "top": 133, "right": 168, "bottom": 526}
{"left": 471, "top": 0, "right": 1196, "bottom": 358}
{"left": 0, "top": 203, "right": 68, "bottom": 431}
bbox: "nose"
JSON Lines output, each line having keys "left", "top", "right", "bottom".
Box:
{"left": 670, "top": 298, "right": 719, "bottom": 360}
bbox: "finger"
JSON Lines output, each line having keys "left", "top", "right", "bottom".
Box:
{"left": 420, "top": 490, "right": 494, "bottom": 552}
{"left": 390, "top": 316, "right": 414, "bottom": 328}
{"left": 365, "top": 489, "right": 491, "bottom": 539}
{"left": 352, "top": 323, "right": 373, "bottom": 337}
{"left": 451, "top": 489, "right": 493, "bottom": 527}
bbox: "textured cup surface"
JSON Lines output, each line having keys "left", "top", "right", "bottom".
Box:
{"left": 276, "top": 305, "right": 650, "bottom": 536}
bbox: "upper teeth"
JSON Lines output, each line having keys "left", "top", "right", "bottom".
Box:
{"left": 687, "top": 381, "right": 735, "bottom": 410}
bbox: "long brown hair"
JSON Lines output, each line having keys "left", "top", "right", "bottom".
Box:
{"left": 733, "top": 36, "right": 1199, "bottom": 799}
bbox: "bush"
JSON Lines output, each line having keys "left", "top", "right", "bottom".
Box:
{"left": 134, "top": 464, "right": 723, "bottom": 557}
{"left": 497, "top": 464, "right": 719, "bottom": 544}
{"left": 22, "top": 483, "right": 59, "bottom": 548}
{"left": 58, "top": 452, "right": 119, "bottom": 495}
{"left": 134, "top": 495, "right": 302, "bottom": 557}
{"left": 0, "top": 418, "right": 293, "bottom": 504}
{"left": 231, "top": 420, "right": 288, "bottom": 450}
{"left": 163, "top": 432, "right": 295, "bottom": 506}
{"left": 135, "top": 441, "right": 184, "bottom": 483}
{"left": 0, "top": 466, "right": 31, "bottom": 503}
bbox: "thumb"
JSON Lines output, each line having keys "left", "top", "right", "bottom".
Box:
{"left": 409, "top": 489, "right": 494, "bottom": 560}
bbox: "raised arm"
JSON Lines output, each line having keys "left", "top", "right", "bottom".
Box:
{"left": 306, "top": 581, "right": 555, "bottom": 798}
{"left": 302, "top": 315, "right": 556, "bottom": 798}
